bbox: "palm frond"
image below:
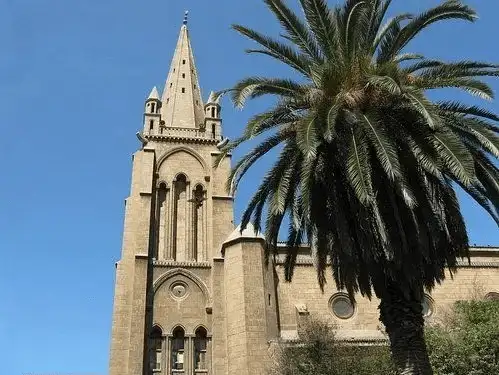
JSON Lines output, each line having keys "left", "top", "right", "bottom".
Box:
{"left": 474, "top": 153, "right": 499, "bottom": 208}
{"left": 227, "top": 128, "right": 294, "bottom": 194}
{"left": 437, "top": 101, "right": 499, "bottom": 122}
{"left": 264, "top": 0, "right": 323, "bottom": 61}
{"left": 296, "top": 113, "right": 320, "bottom": 159}
{"left": 456, "top": 180, "right": 499, "bottom": 226}
{"left": 373, "top": 13, "right": 412, "bottom": 57}
{"left": 347, "top": 127, "right": 374, "bottom": 205}
{"left": 393, "top": 53, "right": 424, "bottom": 64}
{"left": 403, "top": 59, "right": 444, "bottom": 73}
{"left": 417, "top": 61, "right": 499, "bottom": 79}
{"left": 367, "top": 74, "right": 402, "bottom": 95}
{"left": 404, "top": 90, "right": 439, "bottom": 129}
{"left": 365, "top": 0, "right": 393, "bottom": 49}
{"left": 344, "top": 0, "right": 369, "bottom": 55}
{"left": 415, "top": 77, "right": 494, "bottom": 101}
{"left": 359, "top": 112, "right": 401, "bottom": 180}
{"left": 444, "top": 114, "right": 499, "bottom": 158}
{"left": 383, "top": 0, "right": 477, "bottom": 61}
{"left": 300, "top": 0, "right": 340, "bottom": 59}
{"left": 230, "top": 77, "right": 307, "bottom": 108}
{"left": 431, "top": 128, "right": 476, "bottom": 187}
{"left": 233, "top": 24, "right": 312, "bottom": 76}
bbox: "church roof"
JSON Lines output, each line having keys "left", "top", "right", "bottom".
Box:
{"left": 223, "top": 222, "right": 265, "bottom": 246}
{"left": 161, "top": 14, "right": 205, "bottom": 129}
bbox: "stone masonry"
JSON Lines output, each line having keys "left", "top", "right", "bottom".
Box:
{"left": 108, "top": 16, "right": 499, "bottom": 375}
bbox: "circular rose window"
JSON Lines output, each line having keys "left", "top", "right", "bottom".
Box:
{"left": 170, "top": 281, "right": 188, "bottom": 299}
{"left": 422, "top": 294, "right": 434, "bottom": 317}
{"left": 329, "top": 294, "right": 355, "bottom": 319}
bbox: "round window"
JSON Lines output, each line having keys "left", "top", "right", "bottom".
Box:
{"left": 170, "top": 281, "right": 189, "bottom": 299}
{"left": 422, "top": 294, "right": 434, "bottom": 317}
{"left": 329, "top": 294, "right": 355, "bottom": 319}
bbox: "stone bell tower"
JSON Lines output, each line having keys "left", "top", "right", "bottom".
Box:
{"left": 108, "top": 12, "right": 237, "bottom": 375}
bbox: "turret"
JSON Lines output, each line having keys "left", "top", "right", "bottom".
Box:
{"left": 143, "top": 86, "right": 162, "bottom": 135}
{"left": 204, "top": 91, "right": 222, "bottom": 140}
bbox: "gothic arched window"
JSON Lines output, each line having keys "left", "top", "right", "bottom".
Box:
{"left": 155, "top": 183, "right": 168, "bottom": 260}
{"left": 192, "top": 185, "right": 205, "bottom": 261}
{"left": 173, "top": 174, "right": 188, "bottom": 261}
{"left": 150, "top": 326, "right": 163, "bottom": 371}
{"left": 194, "top": 327, "right": 208, "bottom": 370}
{"left": 171, "top": 327, "right": 185, "bottom": 370}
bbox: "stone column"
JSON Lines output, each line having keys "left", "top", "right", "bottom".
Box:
{"left": 185, "top": 336, "right": 191, "bottom": 374}
{"left": 207, "top": 338, "right": 212, "bottom": 374}
{"left": 165, "top": 336, "right": 171, "bottom": 374}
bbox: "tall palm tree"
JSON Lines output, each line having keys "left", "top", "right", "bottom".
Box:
{"left": 217, "top": 1, "right": 499, "bottom": 374}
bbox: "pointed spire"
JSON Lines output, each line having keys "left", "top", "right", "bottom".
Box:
{"left": 161, "top": 13, "right": 205, "bottom": 129}
{"left": 147, "top": 86, "right": 160, "bottom": 100}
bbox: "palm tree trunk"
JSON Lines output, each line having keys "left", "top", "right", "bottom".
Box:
{"left": 379, "top": 282, "right": 433, "bottom": 375}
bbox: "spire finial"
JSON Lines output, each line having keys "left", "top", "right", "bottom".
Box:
{"left": 183, "top": 10, "right": 188, "bottom": 25}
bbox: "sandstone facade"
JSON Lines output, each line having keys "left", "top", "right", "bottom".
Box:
{"left": 108, "top": 19, "right": 499, "bottom": 375}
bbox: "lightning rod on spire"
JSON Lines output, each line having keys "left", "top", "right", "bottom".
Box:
{"left": 183, "top": 11, "right": 189, "bottom": 25}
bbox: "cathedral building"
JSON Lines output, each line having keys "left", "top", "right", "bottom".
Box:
{"left": 108, "top": 16, "right": 499, "bottom": 375}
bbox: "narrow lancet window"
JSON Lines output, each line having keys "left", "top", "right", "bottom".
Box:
{"left": 192, "top": 185, "right": 205, "bottom": 261}
{"left": 171, "top": 327, "right": 185, "bottom": 370}
{"left": 173, "top": 174, "right": 187, "bottom": 260}
{"left": 194, "top": 327, "right": 208, "bottom": 370}
{"left": 149, "top": 327, "right": 163, "bottom": 372}
{"left": 155, "top": 183, "right": 168, "bottom": 259}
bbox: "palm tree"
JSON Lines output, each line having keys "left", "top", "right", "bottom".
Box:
{"left": 216, "top": 1, "right": 499, "bottom": 374}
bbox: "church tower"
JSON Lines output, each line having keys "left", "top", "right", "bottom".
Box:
{"left": 108, "top": 13, "right": 256, "bottom": 375}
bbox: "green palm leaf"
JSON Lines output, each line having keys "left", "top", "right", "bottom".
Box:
{"left": 233, "top": 24, "right": 312, "bottom": 76}
{"left": 432, "top": 129, "right": 475, "bottom": 187}
{"left": 347, "top": 128, "right": 373, "bottom": 205}
{"left": 359, "top": 112, "right": 401, "bottom": 181}
{"left": 264, "top": 0, "right": 322, "bottom": 61}
{"left": 384, "top": 0, "right": 477, "bottom": 60}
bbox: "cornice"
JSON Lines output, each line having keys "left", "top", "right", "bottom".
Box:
{"left": 146, "top": 134, "right": 219, "bottom": 145}
{"left": 212, "top": 195, "right": 234, "bottom": 201}
{"left": 270, "top": 337, "right": 388, "bottom": 346}
{"left": 456, "top": 261, "right": 499, "bottom": 268}
{"left": 273, "top": 258, "right": 499, "bottom": 268}
{"left": 153, "top": 260, "right": 212, "bottom": 268}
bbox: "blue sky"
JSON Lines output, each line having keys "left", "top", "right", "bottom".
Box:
{"left": 0, "top": 1, "right": 497, "bottom": 374}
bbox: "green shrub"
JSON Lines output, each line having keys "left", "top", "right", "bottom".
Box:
{"left": 426, "top": 300, "right": 499, "bottom": 375}
{"left": 269, "top": 319, "right": 395, "bottom": 375}
{"left": 271, "top": 301, "right": 499, "bottom": 375}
